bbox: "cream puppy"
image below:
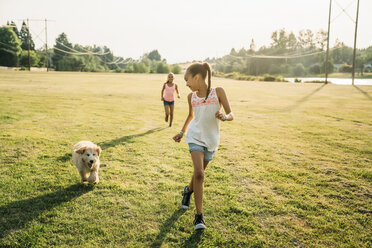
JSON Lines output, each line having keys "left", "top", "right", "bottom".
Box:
{"left": 72, "top": 141, "right": 102, "bottom": 184}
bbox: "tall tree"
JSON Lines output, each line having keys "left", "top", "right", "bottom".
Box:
{"left": 10, "top": 21, "right": 19, "bottom": 38}
{"left": 147, "top": 50, "right": 161, "bottom": 61}
{"left": 52, "top": 32, "right": 75, "bottom": 70}
{"left": 19, "top": 21, "right": 35, "bottom": 50}
{"left": 230, "top": 48, "right": 237, "bottom": 56}
{"left": 271, "top": 29, "right": 288, "bottom": 50}
{"left": 298, "top": 29, "right": 315, "bottom": 50}
{"left": 0, "top": 27, "right": 22, "bottom": 66}
{"left": 248, "top": 39, "right": 256, "bottom": 54}
{"left": 237, "top": 48, "right": 246, "bottom": 57}
{"left": 315, "top": 30, "right": 327, "bottom": 50}
{"left": 287, "top": 32, "right": 297, "bottom": 50}
{"left": 52, "top": 33, "right": 72, "bottom": 62}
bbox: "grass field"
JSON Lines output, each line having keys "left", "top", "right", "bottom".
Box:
{"left": 0, "top": 70, "right": 371, "bottom": 247}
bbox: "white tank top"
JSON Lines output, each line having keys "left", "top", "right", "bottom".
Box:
{"left": 185, "top": 88, "right": 220, "bottom": 152}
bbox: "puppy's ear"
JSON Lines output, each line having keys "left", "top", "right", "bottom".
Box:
{"left": 74, "top": 146, "right": 87, "bottom": 154}
{"left": 95, "top": 146, "right": 102, "bottom": 156}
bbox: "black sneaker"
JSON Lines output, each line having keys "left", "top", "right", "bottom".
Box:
{"left": 193, "top": 213, "right": 206, "bottom": 230}
{"left": 180, "top": 186, "right": 193, "bottom": 209}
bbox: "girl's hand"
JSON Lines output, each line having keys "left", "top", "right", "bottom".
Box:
{"left": 215, "top": 111, "right": 226, "bottom": 121}
{"left": 173, "top": 133, "right": 183, "bottom": 142}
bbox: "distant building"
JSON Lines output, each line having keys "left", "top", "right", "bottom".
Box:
{"left": 364, "top": 61, "right": 372, "bottom": 72}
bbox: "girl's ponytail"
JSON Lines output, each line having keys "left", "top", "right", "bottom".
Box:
{"left": 202, "top": 62, "right": 211, "bottom": 101}
{"left": 186, "top": 62, "right": 212, "bottom": 101}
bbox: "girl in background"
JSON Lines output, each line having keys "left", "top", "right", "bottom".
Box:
{"left": 161, "top": 73, "right": 180, "bottom": 127}
{"left": 173, "top": 62, "right": 234, "bottom": 230}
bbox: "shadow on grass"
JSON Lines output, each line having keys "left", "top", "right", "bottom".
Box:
{"left": 56, "top": 127, "right": 167, "bottom": 162}
{"left": 151, "top": 208, "right": 186, "bottom": 248}
{"left": 353, "top": 85, "right": 372, "bottom": 100}
{"left": 281, "top": 83, "right": 327, "bottom": 111}
{"left": 98, "top": 127, "right": 167, "bottom": 150}
{"left": 182, "top": 230, "right": 203, "bottom": 248}
{"left": 57, "top": 152, "right": 71, "bottom": 162}
{"left": 0, "top": 184, "right": 93, "bottom": 240}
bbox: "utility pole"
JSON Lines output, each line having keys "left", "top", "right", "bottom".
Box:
{"left": 27, "top": 19, "right": 31, "bottom": 70}
{"left": 18, "top": 18, "right": 55, "bottom": 71}
{"left": 45, "top": 19, "right": 49, "bottom": 71}
{"left": 325, "top": 0, "right": 332, "bottom": 84}
{"left": 352, "top": 0, "right": 360, "bottom": 85}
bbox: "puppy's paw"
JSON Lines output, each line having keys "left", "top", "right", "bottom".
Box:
{"left": 88, "top": 178, "right": 99, "bottom": 184}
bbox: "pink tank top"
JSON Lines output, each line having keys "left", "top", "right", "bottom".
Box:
{"left": 163, "top": 83, "right": 176, "bottom": 102}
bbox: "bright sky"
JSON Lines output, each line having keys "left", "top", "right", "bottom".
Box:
{"left": 0, "top": 0, "right": 371, "bottom": 64}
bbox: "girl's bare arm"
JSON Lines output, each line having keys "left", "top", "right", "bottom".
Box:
{"left": 215, "top": 87, "right": 234, "bottom": 121}
{"left": 161, "top": 84, "right": 165, "bottom": 100}
{"left": 173, "top": 93, "right": 193, "bottom": 142}
{"left": 175, "top": 84, "right": 181, "bottom": 98}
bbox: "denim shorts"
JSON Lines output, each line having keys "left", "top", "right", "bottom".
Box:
{"left": 163, "top": 100, "right": 174, "bottom": 106}
{"left": 188, "top": 143, "right": 215, "bottom": 162}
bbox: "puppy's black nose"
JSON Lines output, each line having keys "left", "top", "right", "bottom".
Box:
{"left": 90, "top": 160, "right": 94, "bottom": 163}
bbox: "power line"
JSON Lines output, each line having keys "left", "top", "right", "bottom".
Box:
{"left": 16, "top": 19, "right": 130, "bottom": 68}
{"left": 332, "top": 0, "right": 356, "bottom": 23}
{"left": 54, "top": 40, "right": 111, "bottom": 55}
{"left": 225, "top": 50, "right": 325, "bottom": 60}
{"left": 53, "top": 46, "right": 133, "bottom": 66}
{"left": 223, "top": 46, "right": 346, "bottom": 63}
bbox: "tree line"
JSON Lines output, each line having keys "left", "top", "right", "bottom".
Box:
{"left": 0, "top": 21, "right": 181, "bottom": 73}
{"left": 208, "top": 28, "right": 372, "bottom": 77}
{"left": 2, "top": 22, "right": 371, "bottom": 77}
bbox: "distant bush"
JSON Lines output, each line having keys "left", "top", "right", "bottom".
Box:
{"left": 170, "top": 64, "right": 182, "bottom": 74}
{"left": 262, "top": 74, "right": 276, "bottom": 81}
{"left": 115, "top": 67, "right": 124, "bottom": 73}
{"left": 294, "top": 78, "right": 302, "bottom": 83}
{"left": 320, "top": 61, "right": 334, "bottom": 73}
{"left": 133, "top": 62, "right": 149, "bottom": 73}
{"left": 56, "top": 57, "right": 84, "bottom": 71}
{"left": 309, "top": 64, "right": 321, "bottom": 74}
{"left": 156, "top": 62, "right": 170, "bottom": 73}
{"left": 293, "top": 63, "right": 306, "bottom": 76}
{"left": 19, "top": 50, "right": 39, "bottom": 67}
{"left": 125, "top": 62, "right": 149, "bottom": 73}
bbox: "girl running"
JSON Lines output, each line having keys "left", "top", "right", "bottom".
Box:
{"left": 161, "top": 73, "right": 180, "bottom": 127}
{"left": 173, "top": 62, "right": 234, "bottom": 230}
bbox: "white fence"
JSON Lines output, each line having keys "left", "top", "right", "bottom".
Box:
{"left": 0, "top": 66, "right": 49, "bottom": 72}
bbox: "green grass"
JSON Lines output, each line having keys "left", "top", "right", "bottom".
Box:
{"left": 0, "top": 70, "right": 371, "bottom": 247}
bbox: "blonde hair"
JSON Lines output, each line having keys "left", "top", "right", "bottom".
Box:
{"left": 186, "top": 62, "right": 211, "bottom": 101}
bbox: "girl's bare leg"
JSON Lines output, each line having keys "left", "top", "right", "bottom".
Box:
{"left": 164, "top": 105, "right": 170, "bottom": 122}
{"left": 169, "top": 105, "right": 174, "bottom": 127}
{"left": 188, "top": 160, "right": 209, "bottom": 192}
{"left": 188, "top": 151, "right": 208, "bottom": 214}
